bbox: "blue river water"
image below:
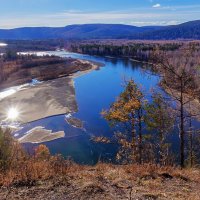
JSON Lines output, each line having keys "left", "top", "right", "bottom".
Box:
{"left": 16, "top": 51, "right": 198, "bottom": 164}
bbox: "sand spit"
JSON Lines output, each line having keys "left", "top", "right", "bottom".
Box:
{"left": 0, "top": 59, "right": 100, "bottom": 124}
{"left": 0, "top": 58, "right": 100, "bottom": 143}
{"left": 0, "top": 77, "right": 77, "bottom": 124}
{"left": 19, "top": 126, "right": 65, "bottom": 144}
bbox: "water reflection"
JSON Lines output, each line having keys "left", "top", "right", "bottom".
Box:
{"left": 0, "top": 43, "right": 7, "bottom": 47}
{"left": 12, "top": 51, "right": 160, "bottom": 164}
{"left": 9, "top": 51, "right": 200, "bottom": 164}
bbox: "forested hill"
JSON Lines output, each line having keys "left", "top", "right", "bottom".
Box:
{"left": 137, "top": 20, "right": 200, "bottom": 40}
{"left": 0, "top": 24, "right": 162, "bottom": 40}
{"left": 0, "top": 20, "right": 200, "bottom": 40}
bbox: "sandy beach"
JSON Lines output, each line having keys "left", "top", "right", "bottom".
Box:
{"left": 0, "top": 59, "right": 99, "bottom": 124}
{"left": 0, "top": 58, "right": 100, "bottom": 143}
{"left": 18, "top": 126, "right": 65, "bottom": 144}
{"left": 0, "top": 77, "right": 77, "bottom": 124}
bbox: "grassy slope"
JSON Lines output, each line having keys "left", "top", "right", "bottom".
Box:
{"left": 0, "top": 163, "right": 199, "bottom": 200}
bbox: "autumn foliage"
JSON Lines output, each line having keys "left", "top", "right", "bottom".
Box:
{"left": 0, "top": 128, "right": 79, "bottom": 187}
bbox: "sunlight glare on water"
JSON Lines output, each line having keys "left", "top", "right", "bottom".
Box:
{"left": 0, "top": 43, "right": 7, "bottom": 47}
{"left": 7, "top": 108, "right": 19, "bottom": 121}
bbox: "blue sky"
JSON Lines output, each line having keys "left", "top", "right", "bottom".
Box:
{"left": 0, "top": 0, "right": 200, "bottom": 28}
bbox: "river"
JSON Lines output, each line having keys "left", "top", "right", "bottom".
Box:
{"left": 2, "top": 51, "right": 200, "bottom": 164}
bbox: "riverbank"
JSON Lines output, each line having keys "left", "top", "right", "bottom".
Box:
{"left": 1, "top": 58, "right": 99, "bottom": 124}
{"left": 18, "top": 127, "right": 65, "bottom": 144}
{"left": 0, "top": 77, "right": 76, "bottom": 124}
{"left": 0, "top": 163, "right": 199, "bottom": 200}
{"left": 0, "top": 56, "right": 100, "bottom": 143}
{"left": 0, "top": 56, "right": 99, "bottom": 90}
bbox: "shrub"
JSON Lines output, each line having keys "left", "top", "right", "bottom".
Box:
{"left": 0, "top": 128, "right": 25, "bottom": 171}
{"left": 34, "top": 144, "right": 51, "bottom": 161}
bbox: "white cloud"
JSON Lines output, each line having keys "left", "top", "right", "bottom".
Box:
{"left": 152, "top": 4, "right": 161, "bottom": 8}
{"left": 0, "top": 5, "right": 200, "bottom": 29}
{"left": 130, "top": 20, "right": 179, "bottom": 26}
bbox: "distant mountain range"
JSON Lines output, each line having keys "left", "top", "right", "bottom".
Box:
{"left": 0, "top": 20, "right": 200, "bottom": 40}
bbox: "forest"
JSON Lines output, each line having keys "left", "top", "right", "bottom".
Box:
{"left": 71, "top": 40, "right": 200, "bottom": 168}
{"left": 69, "top": 40, "right": 191, "bottom": 61}
{"left": 0, "top": 40, "right": 199, "bottom": 198}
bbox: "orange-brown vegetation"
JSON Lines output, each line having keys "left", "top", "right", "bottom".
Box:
{"left": 0, "top": 129, "right": 199, "bottom": 199}
{"left": 91, "top": 43, "right": 200, "bottom": 168}
{"left": 0, "top": 157, "right": 200, "bottom": 199}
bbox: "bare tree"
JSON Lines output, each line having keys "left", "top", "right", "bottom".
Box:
{"left": 145, "top": 92, "right": 175, "bottom": 165}
{"left": 151, "top": 47, "right": 200, "bottom": 167}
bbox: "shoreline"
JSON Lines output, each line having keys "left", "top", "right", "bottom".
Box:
{"left": 0, "top": 59, "right": 100, "bottom": 124}
{"left": 18, "top": 126, "right": 65, "bottom": 144}
{"left": 0, "top": 58, "right": 101, "bottom": 143}
{"left": 0, "top": 77, "right": 77, "bottom": 124}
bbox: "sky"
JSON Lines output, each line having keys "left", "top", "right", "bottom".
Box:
{"left": 0, "top": 0, "right": 200, "bottom": 28}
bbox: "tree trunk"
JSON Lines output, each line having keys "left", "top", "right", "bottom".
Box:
{"left": 159, "top": 131, "right": 164, "bottom": 165}
{"left": 189, "top": 113, "right": 193, "bottom": 167}
{"left": 138, "top": 109, "right": 142, "bottom": 164}
{"left": 180, "top": 78, "right": 185, "bottom": 168}
{"left": 131, "top": 117, "right": 136, "bottom": 150}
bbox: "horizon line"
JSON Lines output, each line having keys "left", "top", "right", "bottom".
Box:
{"left": 0, "top": 19, "right": 199, "bottom": 30}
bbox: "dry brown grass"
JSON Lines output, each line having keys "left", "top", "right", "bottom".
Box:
{"left": 0, "top": 135, "right": 199, "bottom": 200}
{"left": 0, "top": 144, "right": 83, "bottom": 187}
{"left": 0, "top": 156, "right": 199, "bottom": 199}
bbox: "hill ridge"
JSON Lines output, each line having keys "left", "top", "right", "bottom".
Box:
{"left": 0, "top": 20, "right": 200, "bottom": 40}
